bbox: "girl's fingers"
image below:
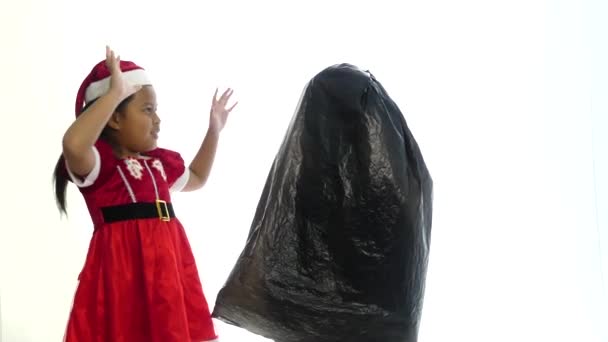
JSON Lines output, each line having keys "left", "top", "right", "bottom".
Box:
{"left": 212, "top": 88, "right": 219, "bottom": 105}
{"left": 228, "top": 101, "right": 238, "bottom": 112}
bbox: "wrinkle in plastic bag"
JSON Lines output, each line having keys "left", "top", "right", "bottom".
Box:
{"left": 212, "top": 64, "right": 433, "bottom": 342}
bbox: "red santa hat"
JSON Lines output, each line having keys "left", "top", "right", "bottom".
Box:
{"left": 75, "top": 59, "right": 151, "bottom": 116}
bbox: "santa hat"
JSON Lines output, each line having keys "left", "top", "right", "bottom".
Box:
{"left": 75, "top": 59, "right": 152, "bottom": 116}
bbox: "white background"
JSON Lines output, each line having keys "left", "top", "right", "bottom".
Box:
{"left": 0, "top": 0, "right": 606, "bottom": 341}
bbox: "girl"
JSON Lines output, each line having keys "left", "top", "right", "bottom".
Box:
{"left": 53, "top": 46, "right": 236, "bottom": 342}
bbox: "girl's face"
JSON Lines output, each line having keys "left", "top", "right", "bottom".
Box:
{"left": 109, "top": 85, "right": 160, "bottom": 156}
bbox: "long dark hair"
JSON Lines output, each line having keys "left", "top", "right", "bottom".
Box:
{"left": 53, "top": 96, "right": 133, "bottom": 215}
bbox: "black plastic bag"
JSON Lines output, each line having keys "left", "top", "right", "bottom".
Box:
{"left": 212, "top": 64, "right": 433, "bottom": 342}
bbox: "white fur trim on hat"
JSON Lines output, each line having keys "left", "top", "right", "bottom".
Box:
{"left": 84, "top": 69, "right": 152, "bottom": 103}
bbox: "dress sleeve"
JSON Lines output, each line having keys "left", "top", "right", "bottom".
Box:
{"left": 65, "top": 139, "right": 116, "bottom": 191}
{"left": 148, "top": 148, "right": 190, "bottom": 192}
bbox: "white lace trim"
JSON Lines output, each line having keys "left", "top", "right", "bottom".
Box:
{"left": 116, "top": 166, "right": 137, "bottom": 203}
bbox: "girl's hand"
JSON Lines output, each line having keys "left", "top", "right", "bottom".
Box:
{"left": 209, "top": 88, "right": 238, "bottom": 134}
{"left": 105, "top": 46, "right": 142, "bottom": 102}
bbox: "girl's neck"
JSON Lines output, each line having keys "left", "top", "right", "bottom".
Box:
{"left": 116, "top": 148, "right": 147, "bottom": 159}
{"left": 107, "top": 140, "right": 144, "bottom": 159}
{"left": 100, "top": 136, "right": 152, "bottom": 159}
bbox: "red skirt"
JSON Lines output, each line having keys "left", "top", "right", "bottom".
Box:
{"left": 64, "top": 218, "right": 217, "bottom": 342}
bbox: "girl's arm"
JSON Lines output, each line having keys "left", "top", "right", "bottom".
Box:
{"left": 181, "top": 88, "right": 237, "bottom": 192}
{"left": 63, "top": 46, "right": 140, "bottom": 177}
{"left": 62, "top": 91, "right": 122, "bottom": 177}
{"left": 182, "top": 128, "right": 220, "bottom": 192}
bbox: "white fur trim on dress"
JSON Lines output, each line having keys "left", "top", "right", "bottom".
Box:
{"left": 170, "top": 169, "right": 190, "bottom": 192}
{"left": 65, "top": 146, "right": 101, "bottom": 188}
{"left": 85, "top": 69, "right": 152, "bottom": 103}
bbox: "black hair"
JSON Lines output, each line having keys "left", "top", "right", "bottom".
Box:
{"left": 53, "top": 96, "right": 133, "bottom": 216}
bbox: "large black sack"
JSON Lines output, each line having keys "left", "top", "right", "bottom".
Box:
{"left": 212, "top": 64, "right": 433, "bottom": 342}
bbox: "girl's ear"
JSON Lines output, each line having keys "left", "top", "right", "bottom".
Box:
{"left": 107, "top": 112, "right": 121, "bottom": 130}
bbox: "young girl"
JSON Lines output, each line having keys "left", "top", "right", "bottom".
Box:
{"left": 53, "top": 46, "right": 236, "bottom": 342}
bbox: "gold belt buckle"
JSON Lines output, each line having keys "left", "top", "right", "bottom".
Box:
{"left": 155, "top": 199, "right": 171, "bottom": 222}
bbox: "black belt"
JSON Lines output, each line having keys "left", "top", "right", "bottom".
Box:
{"left": 101, "top": 200, "right": 175, "bottom": 223}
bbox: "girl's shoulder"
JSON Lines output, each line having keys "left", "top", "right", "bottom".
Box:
{"left": 145, "top": 147, "right": 188, "bottom": 189}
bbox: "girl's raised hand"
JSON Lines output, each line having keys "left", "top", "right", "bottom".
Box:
{"left": 105, "top": 46, "right": 142, "bottom": 102}
{"left": 209, "top": 88, "right": 237, "bottom": 133}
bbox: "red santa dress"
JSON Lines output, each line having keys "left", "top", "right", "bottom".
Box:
{"left": 63, "top": 139, "right": 218, "bottom": 342}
